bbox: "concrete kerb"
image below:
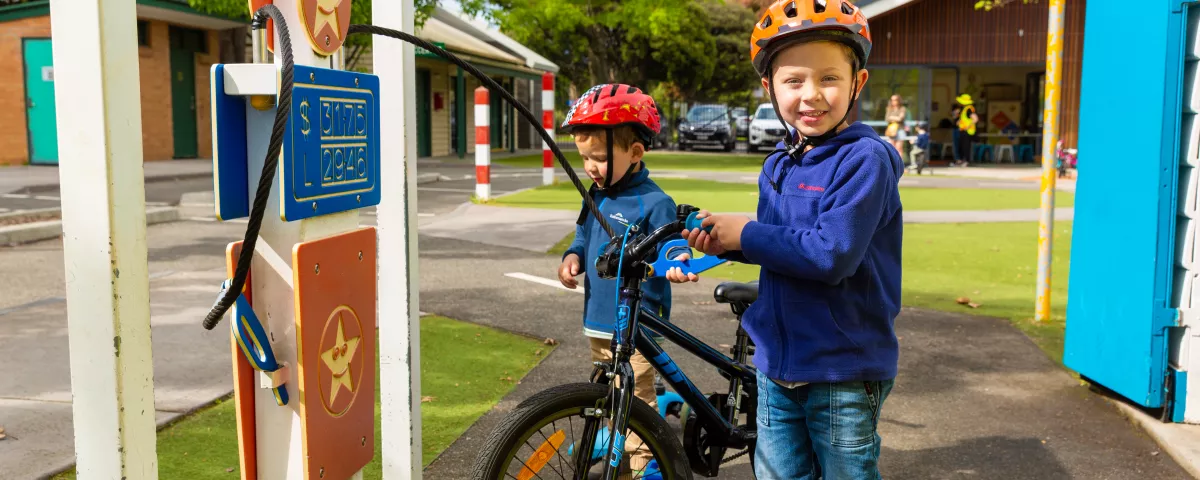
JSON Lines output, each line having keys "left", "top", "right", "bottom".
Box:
{"left": 1108, "top": 395, "right": 1200, "bottom": 479}
{"left": 0, "top": 207, "right": 180, "bottom": 246}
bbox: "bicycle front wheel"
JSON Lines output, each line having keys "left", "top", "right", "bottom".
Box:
{"left": 471, "top": 382, "right": 692, "bottom": 480}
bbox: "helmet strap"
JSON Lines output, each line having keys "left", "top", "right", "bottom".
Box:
{"left": 604, "top": 129, "right": 616, "bottom": 190}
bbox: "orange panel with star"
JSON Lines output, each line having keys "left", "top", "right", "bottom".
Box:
{"left": 293, "top": 226, "right": 376, "bottom": 479}
{"left": 298, "top": 0, "right": 352, "bottom": 56}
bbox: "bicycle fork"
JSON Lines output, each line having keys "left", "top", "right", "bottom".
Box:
{"left": 599, "top": 282, "right": 644, "bottom": 480}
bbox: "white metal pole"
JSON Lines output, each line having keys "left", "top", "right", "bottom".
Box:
{"left": 476, "top": 87, "right": 492, "bottom": 200}
{"left": 50, "top": 0, "right": 157, "bottom": 478}
{"left": 374, "top": 0, "right": 423, "bottom": 477}
{"left": 245, "top": 2, "right": 362, "bottom": 477}
{"left": 542, "top": 73, "right": 555, "bottom": 185}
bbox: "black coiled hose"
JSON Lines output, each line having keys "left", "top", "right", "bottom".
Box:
{"left": 203, "top": 7, "right": 613, "bottom": 330}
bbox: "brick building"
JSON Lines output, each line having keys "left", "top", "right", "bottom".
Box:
{"left": 0, "top": 0, "right": 243, "bottom": 166}
{"left": 848, "top": 0, "right": 1086, "bottom": 161}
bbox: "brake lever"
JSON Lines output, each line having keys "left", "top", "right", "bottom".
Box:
{"left": 647, "top": 211, "right": 722, "bottom": 277}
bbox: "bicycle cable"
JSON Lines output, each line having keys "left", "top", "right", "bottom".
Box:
{"left": 203, "top": 6, "right": 615, "bottom": 330}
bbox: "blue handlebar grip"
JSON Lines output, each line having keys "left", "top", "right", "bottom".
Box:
{"left": 685, "top": 211, "right": 712, "bottom": 233}
{"left": 649, "top": 239, "right": 727, "bottom": 278}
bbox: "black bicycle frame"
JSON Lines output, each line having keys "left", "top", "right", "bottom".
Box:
{"left": 634, "top": 309, "right": 755, "bottom": 439}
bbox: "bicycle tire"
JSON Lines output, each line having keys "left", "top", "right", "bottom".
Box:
{"left": 471, "top": 382, "right": 693, "bottom": 480}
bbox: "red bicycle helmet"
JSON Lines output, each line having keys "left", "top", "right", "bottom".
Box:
{"left": 750, "top": 0, "right": 873, "bottom": 77}
{"left": 562, "top": 83, "right": 662, "bottom": 148}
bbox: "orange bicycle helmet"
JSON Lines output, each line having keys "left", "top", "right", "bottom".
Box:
{"left": 750, "top": 0, "right": 872, "bottom": 77}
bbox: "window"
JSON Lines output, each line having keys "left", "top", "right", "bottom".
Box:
{"left": 137, "top": 20, "right": 149, "bottom": 47}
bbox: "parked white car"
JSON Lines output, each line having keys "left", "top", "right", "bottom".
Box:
{"left": 748, "top": 103, "right": 787, "bottom": 153}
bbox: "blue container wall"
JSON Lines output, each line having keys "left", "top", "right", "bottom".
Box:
{"left": 1063, "top": 0, "right": 1183, "bottom": 408}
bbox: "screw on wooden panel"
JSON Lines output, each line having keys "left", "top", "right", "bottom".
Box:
{"left": 358, "top": 251, "right": 363, "bottom": 261}
{"left": 355, "top": 78, "right": 359, "bottom": 87}
{"left": 310, "top": 72, "right": 315, "bottom": 82}
{"left": 315, "top": 264, "right": 320, "bottom": 274}
{"left": 312, "top": 201, "right": 318, "bottom": 211}
{"left": 319, "top": 467, "right": 325, "bottom": 478}
{"left": 356, "top": 194, "right": 361, "bottom": 203}
{"left": 325, "top": 35, "right": 330, "bottom": 46}
{"left": 361, "top": 436, "right": 366, "bottom": 446}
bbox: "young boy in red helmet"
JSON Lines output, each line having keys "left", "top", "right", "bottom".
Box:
{"left": 556, "top": 83, "right": 677, "bottom": 476}
{"left": 669, "top": 1, "right": 904, "bottom": 478}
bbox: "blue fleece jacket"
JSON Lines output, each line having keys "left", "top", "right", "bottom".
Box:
{"left": 565, "top": 167, "right": 677, "bottom": 339}
{"left": 731, "top": 122, "right": 904, "bottom": 383}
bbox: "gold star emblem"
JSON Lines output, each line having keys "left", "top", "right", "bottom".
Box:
{"left": 320, "top": 313, "right": 361, "bottom": 405}
{"left": 313, "top": 0, "right": 343, "bottom": 41}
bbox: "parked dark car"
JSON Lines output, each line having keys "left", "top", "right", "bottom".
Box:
{"left": 678, "top": 104, "right": 736, "bottom": 152}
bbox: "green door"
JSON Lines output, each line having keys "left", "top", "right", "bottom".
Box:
{"left": 416, "top": 68, "right": 432, "bottom": 157}
{"left": 23, "top": 39, "right": 58, "bottom": 165}
{"left": 169, "top": 27, "right": 199, "bottom": 158}
{"left": 490, "top": 78, "right": 503, "bottom": 149}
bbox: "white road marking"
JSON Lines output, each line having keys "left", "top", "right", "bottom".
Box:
{"left": 418, "top": 213, "right": 435, "bottom": 217}
{"left": 0, "top": 208, "right": 9, "bottom": 213}
{"left": 504, "top": 272, "right": 583, "bottom": 294}
{"left": 418, "top": 186, "right": 509, "bottom": 194}
{"left": 33, "top": 195, "right": 59, "bottom": 201}
{"left": 2, "top": 194, "right": 28, "bottom": 199}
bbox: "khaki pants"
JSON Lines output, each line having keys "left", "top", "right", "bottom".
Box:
{"left": 590, "top": 337, "right": 657, "bottom": 477}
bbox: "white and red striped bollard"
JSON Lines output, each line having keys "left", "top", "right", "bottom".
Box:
{"left": 542, "top": 72, "right": 555, "bottom": 185}
{"left": 475, "top": 86, "right": 491, "bottom": 200}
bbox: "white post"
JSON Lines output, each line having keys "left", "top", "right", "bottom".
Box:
{"left": 542, "top": 72, "right": 555, "bottom": 185}
{"left": 374, "top": 0, "right": 423, "bottom": 478}
{"left": 50, "top": 0, "right": 157, "bottom": 478}
{"left": 476, "top": 87, "right": 492, "bottom": 200}
{"left": 246, "top": 2, "right": 361, "bottom": 477}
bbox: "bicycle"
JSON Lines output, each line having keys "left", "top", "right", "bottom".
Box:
{"left": 471, "top": 205, "right": 760, "bottom": 480}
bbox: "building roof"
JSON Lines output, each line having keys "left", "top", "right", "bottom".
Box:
{"left": 416, "top": 15, "right": 525, "bottom": 66}
{"left": 858, "top": 0, "right": 920, "bottom": 19}
{"left": 432, "top": 8, "right": 559, "bottom": 73}
{"left": 0, "top": 0, "right": 245, "bottom": 29}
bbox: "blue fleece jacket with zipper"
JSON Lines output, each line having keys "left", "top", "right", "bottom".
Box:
{"left": 729, "top": 122, "right": 904, "bottom": 383}
{"left": 565, "top": 167, "right": 678, "bottom": 339}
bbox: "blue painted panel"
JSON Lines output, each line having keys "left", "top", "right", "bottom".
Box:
{"left": 280, "top": 65, "right": 381, "bottom": 221}
{"left": 1064, "top": 1, "right": 1180, "bottom": 408}
{"left": 210, "top": 64, "right": 249, "bottom": 221}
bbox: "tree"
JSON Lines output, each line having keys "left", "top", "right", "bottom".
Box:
{"left": 974, "top": 0, "right": 1039, "bottom": 11}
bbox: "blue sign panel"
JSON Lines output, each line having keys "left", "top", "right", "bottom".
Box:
{"left": 210, "top": 64, "right": 250, "bottom": 221}
{"left": 281, "top": 65, "right": 381, "bottom": 221}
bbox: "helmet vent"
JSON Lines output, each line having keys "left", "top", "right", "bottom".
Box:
{"left": 627, "top": 86, "right": 638, "bottom": 94}
{"left": 814, "top": 0, "right": 826, "bottom": 13}
{"left": 841, "top": 1, "right": 854, "bottom": 15}
{"left": 760, "top": 14, "right": 772, "bottom": 28}
{"left": 784, "top": 1, "right": 797, "bottom": 18}
{"left": 609, "top": 84, "right": 619, "bottom": 97}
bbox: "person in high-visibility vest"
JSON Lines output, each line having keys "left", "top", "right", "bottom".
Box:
{"left": 954, "top": 93, "right": 980, "bottom": 166}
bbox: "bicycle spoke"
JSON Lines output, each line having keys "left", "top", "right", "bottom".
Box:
{"left": 524, "top": 436, "right": 570, "bottom": 479}
{"left": 550, "top": 419, "right": 573, "bottom": 477}
{"left": 512, "top": 452, "right": 551, "bottom": 480}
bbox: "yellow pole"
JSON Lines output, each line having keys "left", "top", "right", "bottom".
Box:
{"left": 1036, "top": 0, "right": 1066, "bottom": 322}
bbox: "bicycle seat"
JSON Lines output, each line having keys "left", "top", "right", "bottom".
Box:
{"left": 714, "top": 281, "right": 758, "bottom": 305}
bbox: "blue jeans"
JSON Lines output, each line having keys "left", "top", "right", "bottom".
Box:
{"left": 754, "top": 371, "right": 894, "bottom": 479}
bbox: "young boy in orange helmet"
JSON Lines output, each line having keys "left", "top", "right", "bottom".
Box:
{"left": 669, "top": 1, "right": 904, "bottom": 478}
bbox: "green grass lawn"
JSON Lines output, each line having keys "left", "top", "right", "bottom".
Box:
{"left": 705, "top": 222, "right": 1073, "bottom": 362}
{"left": 496, "top": 178, "right": 1074, "bottom": 213}
{"left": 53, "top": 316, "right": 551, "bottom": 479}
{"left": 495, "top": 151, "right": 763, "bottom": 172}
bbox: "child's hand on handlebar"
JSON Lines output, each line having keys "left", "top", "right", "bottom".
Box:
{"left": 665, "top": 253, "right": 700, "bottom": 283}
{"left": 559, "top": 254, "right": 581, "bottom": 289}
{"left": 682, "top": 210, "right": 751, "bottom": 254}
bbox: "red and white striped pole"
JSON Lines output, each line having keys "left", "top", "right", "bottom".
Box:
{"left": 475, "top": 86, "right": 491, "bottom": 200}
{"left": 542, "top": 72, "right": 555, "bottom": 185}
